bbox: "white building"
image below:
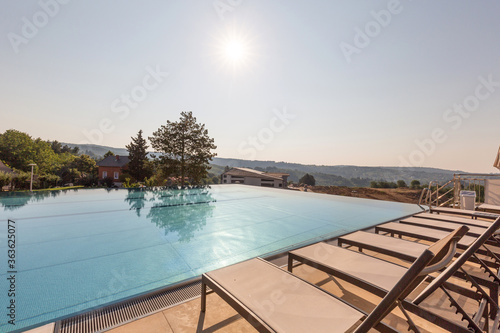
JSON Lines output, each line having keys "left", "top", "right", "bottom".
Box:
{"left": 221, "top": 167, "right": 289, "bottom": 188}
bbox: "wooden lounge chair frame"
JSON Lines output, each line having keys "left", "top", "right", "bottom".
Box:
{"left": 201, "top": 227, "right": 466, "bottom": 333}
{"left": 430, "top": 206, "right": 499, "bottom": 220}
{"left": 291, "top": 221, "right": 500, "bottom": 332}
{"left": 374, "top": 222, "right": 500, "bottom": 265}
{"left": 337, "top": 230, "right": 500, "bottom": 302}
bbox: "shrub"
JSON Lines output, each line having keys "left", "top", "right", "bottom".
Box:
{"left": 396, "top": 180, "right": 407, "bottom": 188}
{"left": 0, "top": 171, "right": 13, "bottom": 190}
{"left": 102, "top": 176, "right": 114, "bottom": 188}
{"left": 11, "top": 171, "right": 31, "bottom": 190}
{"left": 410, "top": 180, "right": 421, "bottom": 189}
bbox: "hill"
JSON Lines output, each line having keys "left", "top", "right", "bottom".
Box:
{"left": 64, "top": 143, "right": 467, "bottom": 186}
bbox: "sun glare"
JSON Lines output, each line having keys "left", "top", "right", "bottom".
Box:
{"left": 224, "top": 39, "right": 247, "bottom": 63}
{"left": 212, "top": 27, "right": 256, "bottom": 72}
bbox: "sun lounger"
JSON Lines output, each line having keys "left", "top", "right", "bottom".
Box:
{"left": 338, "top": 230, "right": 428, "bottom": 262}
{"left": 375, "top": 222, "right": 500, "bottom": 261}
{"left": 376, "top": 222, "right": 477, "bottom": 248}
{"left": 430, "top": 206, "right": 499, "bottom": 220}
{"left": 479, "top": 203, "right": 500, "bottom": 214}
{"left": 415, "top": 212, "right": 495, "bottom": 228}
{"left": 201, "top": 227, "right": 466, "bottom": 333}
{"left": 289, "top": 225, "right": 500, "bottom": 332}
{"left": 400, "top": 217, "right": 491, "bottom": 238}
{"left": 338, "top": 230, "right": 500, "bottom": 300}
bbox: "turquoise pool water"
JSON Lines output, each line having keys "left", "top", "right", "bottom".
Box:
{"left": 0, "top": 185, "right": 422, "bottom": 332}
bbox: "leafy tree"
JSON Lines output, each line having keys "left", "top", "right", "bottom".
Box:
{"left": 397, "top": 180, "right": 407, "bottom": 188}
{"left": 224, "top": 166, "right": 230, "bottom": 172}
{"left": 50, "top": 140, "right": 63, "bottom": 154}
{"left": 149, "top": 112, "right": 217, "bottom": 185}
{"left": 126, "top": 130, "right": 152, "bottom": 181}
{"left": 0, "top": 129, "right": 36, "bottom": 170}
{"left": 71, "top": 154, "right": 98, "bottom": 175}
{"left": 299, "top": 173, "right": 316, "bottom": 186}
{"left": 410, "top": 180, "right": 421, "bottom": 189}
{"left": 103, "top": 150, "right": 115, "bottom": 158}
{"left": 33, "top": 138, "right": 58, "bottom": 173}
{"left": 370, "top": 181, "right": 379, "bottom": 188}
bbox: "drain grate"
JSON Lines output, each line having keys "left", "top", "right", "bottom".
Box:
{"left": 57, "top": 280, "right": 202, "bottom": 333}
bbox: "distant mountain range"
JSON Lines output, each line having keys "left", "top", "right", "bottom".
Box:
{"left": 65, "top": 143, "right": 473, "bottom": 186}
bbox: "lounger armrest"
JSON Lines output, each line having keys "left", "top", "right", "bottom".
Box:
{"left": 419, "top": 240, "right": 457, "bottom": 276}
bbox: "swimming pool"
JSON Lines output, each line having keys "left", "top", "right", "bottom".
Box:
{"left": 0, "top": 185, "right": 422, "bottom": 332}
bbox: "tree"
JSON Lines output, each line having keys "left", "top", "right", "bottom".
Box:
{"left": 103, "top": 150, "right": 115, "bottom": 158}
{"left": 410, "top": 180, "right": 421, "bottom": 189}
{"left": 0, "top": 129, "right": 58, "bottom": 174}
{"left": 126, "top": 130, "right": 152, "bottom": 181}
{"left": 0, "top": 129, "right": 36, "bottom": 170}
{"left": 299, "top": 173, "right": 316, "bottom": 186}
{"left": 149, "top": 112, "right": 217, "bottom": 185}
{"left": 397, "top": 180, "right": 407, "bottom": 188}
{"left": 71, "top": 154, "right": 98, "bottom": 175}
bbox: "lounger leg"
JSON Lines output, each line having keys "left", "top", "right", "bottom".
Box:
{"left": 287, "top": 255, "right": 293, "bottom": 272}
{"left": 201, "top": 280, "right": 207, "bottom": 312}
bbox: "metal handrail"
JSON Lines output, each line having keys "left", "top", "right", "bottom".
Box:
{"left": 424, "top": 174, "right": 500, "bottom": 209}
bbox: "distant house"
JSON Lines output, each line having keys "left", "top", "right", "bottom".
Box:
{"left": 96, "top": 155, "right": 130, "bottom": 183}
{"left": 221, "top": 167, "right": 289, "bottom": 188}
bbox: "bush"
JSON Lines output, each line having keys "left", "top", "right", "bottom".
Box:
{"left": 0, "top": 171, "right": 13, "bottom": 190}
{"left": 102, "top": 176, "right": 114, "bottom": 188}
{"left": 11, "top": 171, "right": 31, "bottom": 190}
{"left": 299, "top": 173, "right": 316, "bottom": 186}
{"left": 397, "top": 180, "right": 407, "bottom": 188}
{"left": 370, "top": 181, "right": 379, "bottom": 188}
{"left": 37, "top": 174, "right": 61, "bottom": 189}
{"left": 410, "top": 180, "right": 421, "bottom": 189}
{"left": 77, "top": 174, "right": 98, "bottom": 187}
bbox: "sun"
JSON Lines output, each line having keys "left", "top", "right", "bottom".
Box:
{"left": 224, "top": 39, "right": 247, "bottom": 63}
{"left": 211, "top": 27, "right": 257, "bottom": 72}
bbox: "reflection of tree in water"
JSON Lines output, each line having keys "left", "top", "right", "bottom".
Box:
{"left": 124, "top": 188, "right": 147, "bottom": 217}
{"left": 146, "top": 188, "right": 216, "bottom": 242}
{"left": 0, "top": 190, "right": 66, "bottom": 211}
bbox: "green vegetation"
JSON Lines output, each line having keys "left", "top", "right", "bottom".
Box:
{"left": 410, "top": 180, "right": 421, "bottom": 189}
{"left": 299, "top": 173, "right": 316, "bottom": 186}
{"left": 149, "top": 112, "right": 217, "bottom": 186}
{"left": 103, "top": 150, "right": 115, "bottom": 158}
{"left": 0, "top": 129, "right": 98, "bottom": 190}
{"left": 0, "top": 112, "right": 217, "bottom": 191}
{"left": 126, "top": 130, "right": 152, "bottom": 182}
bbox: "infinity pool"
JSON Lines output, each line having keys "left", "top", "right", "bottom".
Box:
{"left": 0, "top": 185, "right": 422, "bottom": 332}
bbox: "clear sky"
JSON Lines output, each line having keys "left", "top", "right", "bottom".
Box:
{"left": 1, "top": 1, "right": 499, "bottom": 173}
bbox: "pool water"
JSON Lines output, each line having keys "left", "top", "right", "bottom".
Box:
{"left": 0, "top": 185, "right": 422, "bottom": 332}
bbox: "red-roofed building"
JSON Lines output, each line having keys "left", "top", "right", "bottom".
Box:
{"left": 96, "top": 155, "right": 130, "bottom": 183}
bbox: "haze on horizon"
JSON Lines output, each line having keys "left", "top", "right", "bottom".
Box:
{"left": 1, "top": 1, "right": 499, "bottom": 173}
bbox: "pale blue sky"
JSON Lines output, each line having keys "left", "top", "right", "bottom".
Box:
{"left": 1, "top": 1, "right": 499, "bottom": 172}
